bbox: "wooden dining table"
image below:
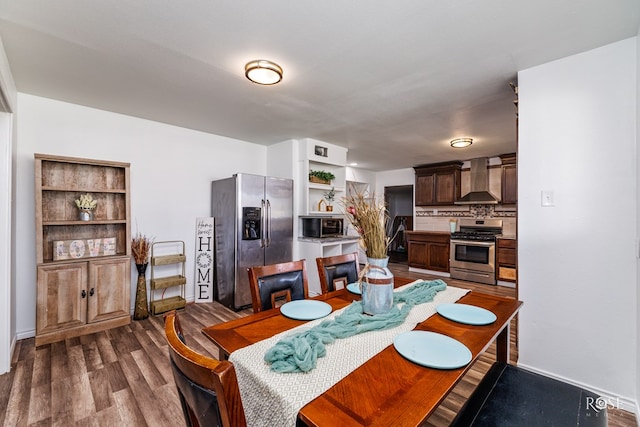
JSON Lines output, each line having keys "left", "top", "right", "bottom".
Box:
{"left": 202, "top": 277, "right": 523, "bottom": 426}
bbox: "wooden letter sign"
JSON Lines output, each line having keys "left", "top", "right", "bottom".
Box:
{"left": 53, "top": 237, "right": 116, "bottom": 260}
{"left": 194, "top": 217, "right": 214, "bottom": 303}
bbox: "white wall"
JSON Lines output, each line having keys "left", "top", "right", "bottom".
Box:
{"left": 518, "top": 38, "right": 637, "bottom": 407}
{"left": 636, "top": 25, "right": 640, "bottom": 418}
{"left": 0, "top": 35, "right": 17, "bottom": 374}
{"left": 374, "top": 168, "right": 414, "bottom": 195}
{"left": 15, "top": 94, "right": 267, "bottom": 338}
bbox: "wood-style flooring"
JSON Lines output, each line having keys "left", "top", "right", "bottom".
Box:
{"left": 0, "top": 263, "right": 635, "bottom": 426}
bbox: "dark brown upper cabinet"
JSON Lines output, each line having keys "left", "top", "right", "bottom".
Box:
{"left": 500, "top": 153, "right": 517, "bottom": 205}
{"left": 414, "top": 161, "right": 462, "bottom": 206}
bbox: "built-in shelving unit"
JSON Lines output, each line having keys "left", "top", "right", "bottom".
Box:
{"left": 298, "top": 237, "right": 360, "bottom": 295}
{"left": 299, "top": 139, "right": 347, "bottom": 215}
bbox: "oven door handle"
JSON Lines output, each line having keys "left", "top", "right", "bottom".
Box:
{"left": 451, "top": 239, "right": 495, "bottom": 247}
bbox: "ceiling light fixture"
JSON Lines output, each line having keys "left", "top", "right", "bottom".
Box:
{"left": 450, "top": 138, "right": 473, "bottom": 148}
{"left": 244, "top": 60, "right": 283, "bottom": 85}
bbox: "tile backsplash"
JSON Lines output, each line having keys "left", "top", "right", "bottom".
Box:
{"left": 414, "top": 205, "right": 516, "bottom": 237}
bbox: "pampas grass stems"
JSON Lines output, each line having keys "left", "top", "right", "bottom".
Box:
{"left": 131, "top": 232, "right": 153, "bottom": 265}
{"left": 341, "top": 186, "right": 393, "bottom": 260}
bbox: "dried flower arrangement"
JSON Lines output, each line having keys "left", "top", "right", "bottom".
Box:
{"left": 75, "top": 193, "right": 97, "bottom": 210}
{"left": 341, "top": 186, "right": 394, "bottom": 259}
{"left": 131, "top": 232, "right": 154, "bottom": 265}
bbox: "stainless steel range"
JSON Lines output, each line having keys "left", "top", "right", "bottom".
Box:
{"left": 450, "top": 218, "right": 503, "bottom": 285}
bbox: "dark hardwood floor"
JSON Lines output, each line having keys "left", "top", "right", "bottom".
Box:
{"left": 0, "top": 262, "right": 635, "bottom": 426}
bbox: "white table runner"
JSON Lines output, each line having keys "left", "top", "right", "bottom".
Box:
{"left": 229, "top": 282, "right": 469, "bottom": 427}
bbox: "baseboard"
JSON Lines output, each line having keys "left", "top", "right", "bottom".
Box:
{"left": 497, "top": 280, "right": 516, "bottom": 288}
{"left": 407, "top": 267, "right": 450, "bottom": 278}
{"left": 16, "top": 329, "right": 35, "bottom": 340}
{"left": 516, "top": 362, "right": 638, "bottom": 415}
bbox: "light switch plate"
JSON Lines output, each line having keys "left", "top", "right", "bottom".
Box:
{"left": 541, "top": 190, "right": 554, "bottom": 207}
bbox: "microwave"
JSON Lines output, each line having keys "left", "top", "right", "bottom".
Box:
{"left": 301, "top": 216, "right": 344, "bottom": 238}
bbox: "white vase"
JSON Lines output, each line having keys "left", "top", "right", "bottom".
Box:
{"left": 361, "top": 256, "right": 394, "bottom": 315}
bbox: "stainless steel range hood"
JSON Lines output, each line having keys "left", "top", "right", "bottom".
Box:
{"left": 455, "top": 157, "right": 499, "bottom": 205}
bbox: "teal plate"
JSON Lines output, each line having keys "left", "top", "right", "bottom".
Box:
{"left": 393, "top": 331, "right": 472, "bottom": 369}
{"left": 280, "top": 300, "right": 332, "bottom": 320}
{"left": 346, "top": 282, "right": 361, "bottom": 295}
{"left": 436, "top": 303, "right": 497, "bottom": 325}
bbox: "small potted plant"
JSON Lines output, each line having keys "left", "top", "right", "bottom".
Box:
{"left": 75, "top": 193, "right": 97, "bottom": 221}
{"left": 324, "top": 187, "right": 336, "bottom": 211}
{"left": 309, "top": 170, "right": 335, "bottom": 185}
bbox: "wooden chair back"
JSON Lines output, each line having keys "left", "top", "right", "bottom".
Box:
{"left": 316, "top": 252, "right": 360, "bottom": 293}
{"left": 164, "top": 311, "right": 246, "bottom": 427}
{"left": 247, "top": 260, "right": 309, "bottom": 313}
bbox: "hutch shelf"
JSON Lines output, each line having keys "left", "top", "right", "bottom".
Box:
{"left": 34, "top": 154, "right": 131, "bottom": 346}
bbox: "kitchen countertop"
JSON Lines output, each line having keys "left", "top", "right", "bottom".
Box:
{"left": 298, "top": 236, "right": 360, "bottom": 243}
{"left": 405, "top": 231, "right": 450, "bottom": 235}
{"left": 405, "top": 230, "right": 517, "bottom": 239}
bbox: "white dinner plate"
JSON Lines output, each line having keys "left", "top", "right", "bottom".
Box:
{"left": 346, "top": 282, "right": 361, "bottom": 295}
{"left": 280, "top": 300, "right": 332, "bottom": 320}
{"left": 393, "top": 331, "right": 472, "bottom": 369}
{"left": 436, "top": 303, "right": 497, "bottom": 325}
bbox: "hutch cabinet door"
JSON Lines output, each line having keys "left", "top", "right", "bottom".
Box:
{"left": 87, "top": 256, "right": 131, "bottom": 323}
{"left": 36, "top": 263, "right": 88, "bottom": 335}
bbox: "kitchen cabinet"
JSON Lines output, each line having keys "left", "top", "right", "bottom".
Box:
{"left": 496, "top": 238, "right": 517, "bottom": 283}
{"left": 406, "top": 232, "right": 450, "bottom": 272}
{"left": 500, "top": 153, "right": 517, "bottom": 204}
{"left": 34, "top": 153, "right": 131, "bottom": 346}
{"left": 414, "top": 162, "right": 463, "bottom": 206}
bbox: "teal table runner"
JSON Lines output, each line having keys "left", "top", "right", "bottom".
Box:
{"left": 265, "top": 279, "right": 447, "bottom": 373}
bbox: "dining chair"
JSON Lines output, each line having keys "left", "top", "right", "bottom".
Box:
{"left": 316, "top": 252, "right": 360, "bottom": 294}
{"left": 247, "top": 259, "right": 309, "bottom": 313}
{"left": 164, "top": 311, "right": 246, "bottom": 427}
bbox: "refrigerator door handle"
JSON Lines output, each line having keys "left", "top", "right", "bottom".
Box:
{"left": 260, "top": 199, "right": 266, "bottom": 248}
{"left": 266, "top": 199, "right": 272, "bottom": 247}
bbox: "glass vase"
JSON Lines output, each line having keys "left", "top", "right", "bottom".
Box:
{"left": 361, "top": 256, "right": 394, "bottom": 315}
{"left": 133, "top": 263, "right": 149, "bottom": 320}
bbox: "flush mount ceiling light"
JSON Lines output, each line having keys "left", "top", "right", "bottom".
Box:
{"left": 450, "top": 138, "right": 473, "bottom": 148}
{"left": 244, "top": 60, "right": 283, "bottom": 85}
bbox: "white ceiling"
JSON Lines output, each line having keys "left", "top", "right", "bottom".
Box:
{"left": 0, "top": 1, "right": 638, "bottom": 171}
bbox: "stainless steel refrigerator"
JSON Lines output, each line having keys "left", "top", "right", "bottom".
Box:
{"left": 211, "top": 173, "right": 294, "bottom": 310}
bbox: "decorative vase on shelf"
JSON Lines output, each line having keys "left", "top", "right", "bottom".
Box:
{"left": 133, "top": 263, "right": 149, "bottom": 320}
{"left": 361, "top": 256, "right": 394, "bottom": 315}
{"left": 78, "top": 208, "right": 94, "bottom": 221}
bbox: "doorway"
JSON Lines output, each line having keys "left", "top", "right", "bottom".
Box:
{"left": 384, "top": 185, "right": 413, "bottom": 264}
